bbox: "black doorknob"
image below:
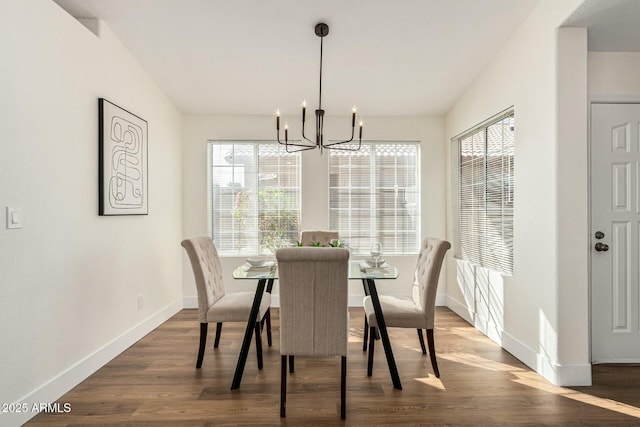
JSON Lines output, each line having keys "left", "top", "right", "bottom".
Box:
{"left": 595, "top": 242, "right": 609, "bottom": 252}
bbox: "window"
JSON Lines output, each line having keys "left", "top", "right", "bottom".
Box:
{"left": 209, "top": 141, "right": 301, "bottom": 255}
{"left": 457, "top": 110, "right": 514, "bottom": 275}
{"left": 329, "top": 142, "right": 421, "bottom": 255}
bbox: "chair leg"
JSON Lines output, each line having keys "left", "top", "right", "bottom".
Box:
{"left": 426, "top": 328, "right": 440, "bottom": 378}
{"left": 417, "top": 328, "right": 427, "bottom": 354}
{"left": 254, "top": 322, "right": 263, "bottom": 370}
{"left": 341, "top": 355, "right": 347, "bottom": 419}
{"left": 289, "top": 355, "right": 295, "bottom": 373}
{"left": 196, "top": 323, "right": 207, "bottom": 369}
{"left": 367, "top": 326, "right": 376, "bottom": 377}
{"left": 280, "top": 355, "right": 287, "bottom": 417}
{"left": 363, "top": 318, "right": 369, "bottom": 351}
{"left": 265, "top": 309, "right": 272, "bottom": 347}
{"left": 213, "top": 322, "right": 223, "bottom": 348}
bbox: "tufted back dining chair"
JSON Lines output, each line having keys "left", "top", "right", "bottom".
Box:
{"left": 300, "top": 230, "right": 339, "bottom": 246}
{"left": 276, "top": 247, "right": 350, "bottom": 419}
{"left": 363, "top": 237, "right": 450, "bottom": 377}
{"left": 181, "top": 237, "right": 272, "bottom": 369}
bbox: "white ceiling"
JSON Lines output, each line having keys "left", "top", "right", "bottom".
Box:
{"left": 563, "top": 0, "right": 640, "bottom": 51}
{"left": 51, "top": 0, "right": 640, "bottom": 117}
{"left": 52, "top": 0, "right": 542, "bottom": 116}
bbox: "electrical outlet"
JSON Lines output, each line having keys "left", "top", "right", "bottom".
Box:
{"left": 137, "top": 295, "right": 144, "bottom": 310}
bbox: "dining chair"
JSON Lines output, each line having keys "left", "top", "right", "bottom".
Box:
{"left": 363, "top": 237, "right": 450, "bottom": 378}
{"left": 300, "top": 230, "right": 339, "bottom": 246}
{"left": 276, "top": 247, "right": 350, "bottom": 419}
{"left": 181, "top": 237, "right": 272, "bottom": 369}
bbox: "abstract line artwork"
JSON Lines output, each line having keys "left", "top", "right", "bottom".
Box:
{"left": 99, "top": 98, "right": 148, "bottom": 215}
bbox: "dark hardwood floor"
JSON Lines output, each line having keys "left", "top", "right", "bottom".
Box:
{"left": 26, "top": 307, "right": 640, "bottom": 426}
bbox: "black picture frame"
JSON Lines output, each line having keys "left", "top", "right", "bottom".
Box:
{"left": 98, "top": 98, "right": 148, "bottom": 215}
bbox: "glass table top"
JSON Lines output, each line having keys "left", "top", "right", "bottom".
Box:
{"left": 232, "top": 260, "right": 399, "bottom": 280}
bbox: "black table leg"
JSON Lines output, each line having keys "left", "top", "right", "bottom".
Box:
{"left": 361, "top": 278, "right": 371, "bottom": 296}
{"left": 361, "top": 279, "right": 379, "bottom": 343}
{"left": 231, "top": 278, "right": 267, "bottom": 390}
{"left": 366, "top": 278, "right": 402, "bottom": 390}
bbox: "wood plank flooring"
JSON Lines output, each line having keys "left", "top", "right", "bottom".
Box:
{"left": 26, "top": 307, "right": 640, "bottom": 426}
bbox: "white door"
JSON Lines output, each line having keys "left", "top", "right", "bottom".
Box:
{"left": 591, "top": 103, "right": 640, "bottom": 363}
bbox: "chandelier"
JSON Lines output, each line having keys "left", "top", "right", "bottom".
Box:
{"left": 276, "top": 23, "right": 363, "bottom": 153}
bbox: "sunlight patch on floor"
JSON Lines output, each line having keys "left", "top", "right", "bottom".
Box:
{"left": 441, "top": 326, "right": 501, "bottom": 345}
{"left": 439, "top": 352, "right": 525, "bottom": 372}
{"left": 511, "top": 371, "right": 640, "bottom": 419}
{"left": 348, "top": 334, "right": 363, "bottom": 343}
{"left": 413, "top": 374, "right": 446, "bottom": 390}
{"left": 431, "top": 351, "right": 640, "bottom": 418}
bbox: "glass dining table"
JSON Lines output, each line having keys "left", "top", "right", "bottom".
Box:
{"left": 230, "top": 259, "right": 403, "bottom": 390}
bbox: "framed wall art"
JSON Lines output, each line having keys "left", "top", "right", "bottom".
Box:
{"left": 98, "top": 98, "right": 148, "bottom": 215}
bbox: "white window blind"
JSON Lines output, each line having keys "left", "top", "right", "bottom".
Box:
{"left": 458, "top": 111, "right": 514, "bottom": 275}
{"left": 329, "top": 142, "right": 420, "bottom": 255}
{"left": 209, "top": 141, "right": 301, "bottom": 255}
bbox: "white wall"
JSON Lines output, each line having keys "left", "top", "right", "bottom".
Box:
{"left": 182, "top": 114, "right": 446, "bottom": 306}
{"left": 556, "top": 27, "right": 588, "bottom": 378}
{"left": 589, "top": 52, "right": 640, "bottom": 100}
{"left": 0, "top": 1, "right": 183, "bottom": 424}
{"left": 444, "top": 0, "right": 590, "bottom": 386}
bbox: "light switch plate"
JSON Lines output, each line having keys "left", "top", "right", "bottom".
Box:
{"left": 6, "top": 207, "right": 23, "bottom": 229}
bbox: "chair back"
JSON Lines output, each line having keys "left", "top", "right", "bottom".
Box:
{"left": 300, "top": 230, "right": 339, "bottom": 246}
{"left": 411, "top": 237, "right": 451, "bottom": 329}
{"left": 181, "top": 237, "right": 226, "bottom": 323}
{"left": 276, "top": 247, "right": 349, "bottom": 357}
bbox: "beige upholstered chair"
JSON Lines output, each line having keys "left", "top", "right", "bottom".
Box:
{"left": 363, "top": 237, "right": 450, "bottom": 377}
{"left": 181, "top": 237, "right": 272, "bottom": 369}
{"left": 300, "top": 230, "right": 339, "bottom": 246}
{"left": 276, "top": 247, "right": 350, "bottom": 419}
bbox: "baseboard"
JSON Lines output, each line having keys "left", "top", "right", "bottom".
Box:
{"left": 545, "top": 362, "right": 592, "bottom": 386}
{"left": 445, "top": 295, "right": 591, "bottom": 387}
{"left": 5, "top": 299, "right": 183, "bottom": 427}
{"left": 444, "top": 295, "right": 474, "bottom": 324}
{"left": 183, "top": 295, "right": 198, "bottom": 309}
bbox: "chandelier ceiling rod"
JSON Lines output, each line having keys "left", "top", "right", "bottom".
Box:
{"left": 318, "top": 22, "right": 324, "bottom": 112}
{"left": 276, "top": 22, "right": 363, "bottom": 153}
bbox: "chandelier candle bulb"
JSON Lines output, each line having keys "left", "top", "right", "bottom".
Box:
{"left": 302, "top": 100, "right": 306, "bottom": 123}
{"left": 276, "top": 109, "right": 280, "bottom": 130}
{"left": 352, "top": 106, "right": 356, "bottom": 127}
{"left": 285, "top": 123, "right": 288, "bottom": 142}
{"left": 359, "top": 120, "right": 363, "bottom": 139}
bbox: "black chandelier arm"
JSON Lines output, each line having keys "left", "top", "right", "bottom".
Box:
{"left": 322, "top": 119, "right": 362, "bottom": 150}
{"left": 301, "top": 119, "right": 315, "bottom": 145}
{"left": 322, "top": 139, "right": 362, "bottom": 151}
{"left": 284, "top": 143, "right": 317, "bottom": 153}
{"left": 276, "top": 130, "right": 316, "bottom": 150}
{"left": 322, "top": 125, "right": 355, "bottom": 147}
{"left": 276, "top": 137, "right": 315, "bottom": 149}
